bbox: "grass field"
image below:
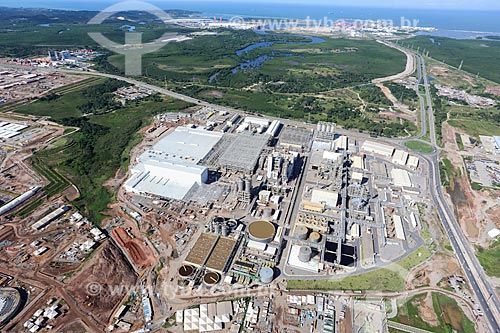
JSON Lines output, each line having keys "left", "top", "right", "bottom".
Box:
{"left": 13, "top": 158, "right": 71, "bottom": 218}
{"left": 16, "top": 79, "right": 192, "bottom": 223}
{"left": 439, "top": 158, "right": 456, "bottom": 188}
{"left": 404, "top": 140, "right": 434, "bottom": 154}
{"left": 15, "top": 78, "right": 107, "bottom": 119}
{"left": 432, "top": 293, "right": 475, "bottom": 333}
{"left": 406, "top": 36, "right": 500, "bottom": 84}
{"left": 390, "top": 292, "right": 474, "bottom": 333}
{"left": 476, "top": 240, "right": 500, "bottom": 277}
{"left": 287, "top": 246, "right": 431, "bottom": 292}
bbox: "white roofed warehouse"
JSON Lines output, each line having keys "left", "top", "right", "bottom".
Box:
{"left": 124, "top": 126, "right": 221, "bottom": 201}
{"left": 361, "top": 141, "right": 395, "bottom": 157}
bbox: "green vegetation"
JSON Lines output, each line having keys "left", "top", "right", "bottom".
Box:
{"left": 288, "top": 246, "right": 431, "bottom": 292}
{"left": 14, "top": 158, "right": 71, "bottom": 217}
{"left": 432, "top": 293, "right": 475, "bottom": 333}
{"left": 0, "top": 7, "right": 194, "bottom": 57}
{"left": 404, "top": 140, "right": 434, "bottom": 154}
{"left": 391, "top": 292, "right": 474, "bottom": 333}
{"left": 439, "top": 158, "right": 456, "bottom": 188}
{"left": 406, "top": 36, "right": 500, "bottom": 84}
{"left": 77, "top": 79, "right": 129, "bottom": 114}
{"left": 430, "top": 85, "right": 447, "bottom": 147}
{"left": 386, "top": 83, "right": 419, "bottom": 109}
{"left": 17, "top": 78, "right": 192, "bottom": 223}
{"left": 455, "top": 133, "right": 464, "bottom": 150}
{"left": 0, "top": 7, "right": 416, "bottom": 137}
{"left": 355, "top": 85, "right": 392, "bottom": 110}
{"left": 446, "top": 103, "right": 500, "bottom": 139}
{"left": 476, "top": 240, "right": 500, "bottom": 277}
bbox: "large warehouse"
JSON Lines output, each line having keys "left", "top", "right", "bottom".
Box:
{"left": 124, "top": 127, "right": 223, "bottom": 200}
{"left": 361, "top": 141, "right": 395, "bottom": 158}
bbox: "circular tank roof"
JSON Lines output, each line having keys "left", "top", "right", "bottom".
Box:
{"left": 203, "top": 272, "right": 221, "bottom": 285}
{"left": 260, "top": 267, "right": 274, "bottom": 278}
{"left": 178, "top": 265, "right": 194, "bottom": 278}
{"left": 309, "top": 232, "right": 321, "bottom": 242}
{"left": 248, "top": 220, "right": 276, "bottom": 243}
{"left": 299, "top": 246, "right": 312, "bottom": 255}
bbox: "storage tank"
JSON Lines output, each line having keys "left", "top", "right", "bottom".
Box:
{"left": 245, "top": 178, "right": 252, "bottom": 194}
{"left": 259, "top": 267, "right": 274, "bottom": 284}
{"left": 294, "top": 225, "right": 309, "bottom": 240}
{"left": 178, "top": 265, "right": 195, "bottom": 278}
{"left": 227, "top": 219, "right": 238, "bottom": 229}
{"left": 236, "top": 178, "right": 245, "bottom": 192}
{"left": 309, "top": 232, "right": 322, "bottom": 243}
{"left": 214, "top": 223, "right": 221, "bottom": 235}
{"left": 213, "top": 216, "right": 224, "bottom": 224}
{"left": 203, "top": 272, "right": 221, "bottom": 286}
{"left": 262, "top": 208, "right": 273, "bottom": 220}
{"left": 248, "top": 220, "right": 276, "bottom": 243}
{"left": 298, "top": 246, "right": 312, "bottom": 263}
{"left": 221, "top": 224, "right": 229, "bottom": 237}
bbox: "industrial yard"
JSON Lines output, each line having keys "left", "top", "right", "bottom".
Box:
{"left": 0, "top": 63, "right": 485, "bottom": 333}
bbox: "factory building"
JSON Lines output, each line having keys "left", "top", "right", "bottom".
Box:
{"left": 218, "top": 133, "right": 269, "bottom": 172}
{"left": 407, "top": 156, "right": 420, "bottom": 169}
{"left": 351, "top": 155, "right": 365, "bottom": 170}
{"left": 392, "top": 150, "right": 409, "bottom": 166}
{"left": 391, "top": 169, "right": 413, "bottom": 188}
{"left": 125, "top": 159, "right": 208, "bottom": 200}
{"left": 361, "top": 141, "right": 395, "bottom": 158}
{"left": 311, "top": 189, "right": 339, "bottom": 208}
{"left": 333, "top": 135, "right": 348, "bottom": 151}
{"left": 0, "top": 186, "right": 41, "bottom": 216}
{"left": 31, "top": 205, "right": 70, "bottom": 231}
{"left": 493, "top": 136, "right": 500, "bottom": 152}
{"left": 124, "top": 127, "right": 222, "bottom": 200}
{"left": 393, "top": 215, "right": 406, "bottom": 240}
{"left": 322, "top": 151, "right": 342, "bottom": 163}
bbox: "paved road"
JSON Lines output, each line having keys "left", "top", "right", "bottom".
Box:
{"left": 412, "top": 54, "right": 500, "bottom": 332}
{"left": 379, "top": 42, "right": 499, "bottom": 332}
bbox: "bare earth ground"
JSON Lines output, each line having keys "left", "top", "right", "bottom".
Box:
{"left": 419, "top": 292, "right": 440, "bottom": 327}
{"left": 66, "top": 242, "right": 138, "bottom": 326}
{"left": 442, "top": 122, "right": 480, "bottom": 239}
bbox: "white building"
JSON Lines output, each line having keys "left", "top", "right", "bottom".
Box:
{"left": 361, "top": 141, "right": 395, "bottom": 157}
{"left": 391, "top": 168, "right": 413, "bottom": 188}
{"left": 124, "top": 127, "right": 222, "bottom": 200}
{"left": 392, "top": 150, "right": 409, "bottom": 166}
{"left": 311, "top": 189, "right": 339, "bottom": 207}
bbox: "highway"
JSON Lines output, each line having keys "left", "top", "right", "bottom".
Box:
{"left": 413, "top": 53, "right": 500, "bottom": 332}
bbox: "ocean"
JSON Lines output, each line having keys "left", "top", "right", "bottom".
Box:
{"left": 2, "top": 1, "right": 500, "bottom": 37}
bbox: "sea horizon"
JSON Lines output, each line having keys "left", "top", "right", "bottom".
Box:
{"left": 2, "top": 1, "right": 500, "bottom": 35}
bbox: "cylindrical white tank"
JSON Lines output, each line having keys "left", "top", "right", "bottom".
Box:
{"left": 262, "top": 208, "right": 273, "bottom": 220}
{"left": 294, "top": 225, "right": 309, "bottom": 240}
{"left": 260, "top": 267, "right": 274, "bottom": 284}
{"left": 298, "top": 246, "right": 312, "bottom": 263}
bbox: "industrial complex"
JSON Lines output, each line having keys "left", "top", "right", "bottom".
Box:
{"left": 0, "top": 48, "right": 497, "bottom": 333}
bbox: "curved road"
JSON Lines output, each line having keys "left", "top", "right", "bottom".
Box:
{"left": 397, "top": 49, "right": 500, "bottom": 332}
